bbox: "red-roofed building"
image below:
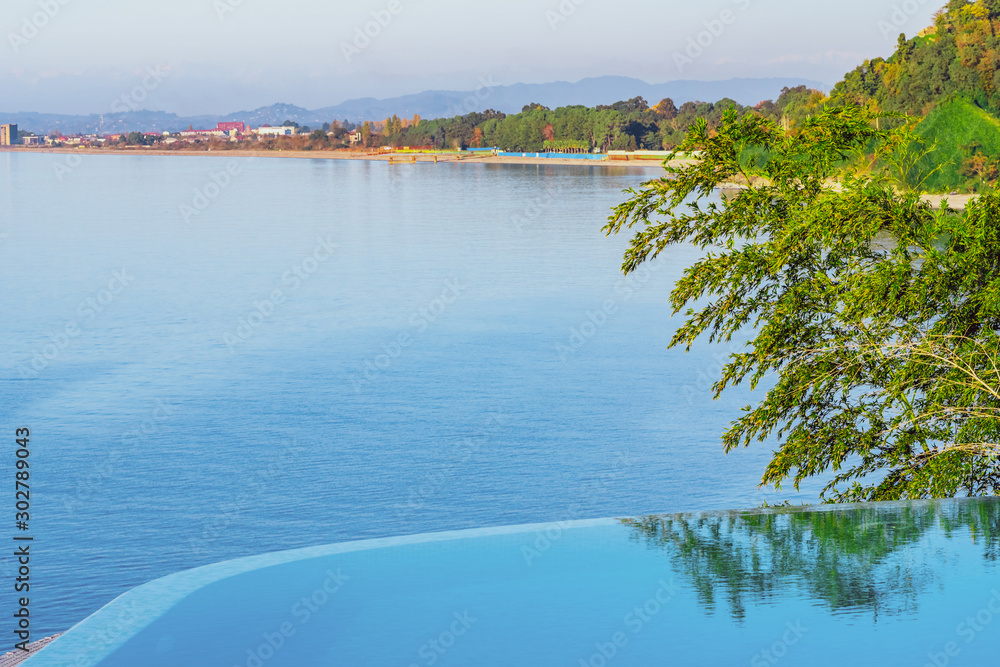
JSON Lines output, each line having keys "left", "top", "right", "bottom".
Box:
{"left": 217, "top": 121, "right": 245, "bottom": 133}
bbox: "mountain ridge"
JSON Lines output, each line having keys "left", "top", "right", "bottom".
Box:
{"left": 2, "top": 76, "right": 827, "bottom": 135}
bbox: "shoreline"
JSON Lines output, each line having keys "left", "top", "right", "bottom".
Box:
{"left": 0, "top": 146, "right": 679, "bottom": 169}
{"left": 4, "top": 147, "right": 972, "bottom": 208}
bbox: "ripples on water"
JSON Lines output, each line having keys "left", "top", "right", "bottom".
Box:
{"left": 2, "top": 153, "right": 827, "bottom": 632}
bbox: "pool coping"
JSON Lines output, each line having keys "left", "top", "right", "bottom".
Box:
{"left": 22, "top": 498, "right": 992, "bottom": 665}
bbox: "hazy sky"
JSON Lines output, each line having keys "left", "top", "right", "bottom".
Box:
{"left": 1, "top": 0, "right": 942, "bottom": 115}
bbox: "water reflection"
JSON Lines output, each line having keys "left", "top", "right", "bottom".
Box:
{"left": 622, "top": 499, "right": 1000, "bottom": 622}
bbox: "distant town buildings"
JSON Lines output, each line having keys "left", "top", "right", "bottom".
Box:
{"left": 179, "top": 128, "right": 228, "bottom": 139}
{"left": 0, "top": 124, "right": 17, "bottom": 146}
{"left": 255, "top": 126, "right": 296, "bottom": 137}
{"left": 178, "top": 122, "right": 248, "bottom": 140}
{"left": 217, "top": 121, "right": 246, "bottom": 133}
{"left": 1, "top": 118, "right": 371, "bottom": 149}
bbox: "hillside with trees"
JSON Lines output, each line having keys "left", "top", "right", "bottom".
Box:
{"left": 824, "top": 0, "right": 1000, "bottom": 190}
{"left": 82, "top": 2, "right": 1000, "bottom": 193}
{"left": 363, "top": 1, "right": 1000, "bottom": 192}
{"left": 372, "top": 87, "right": 823, "bottom": 153}
{"left": 831, "top": 0, "right": 1000, "bottom": 116}
{"left": 913, "top": 95, "right": 1000, "bottom": 190}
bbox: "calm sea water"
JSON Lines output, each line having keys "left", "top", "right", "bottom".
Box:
{"left": 1, "top": 152, "right": 824, "bottom": 635}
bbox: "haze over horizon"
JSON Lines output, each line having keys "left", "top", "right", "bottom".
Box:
{"left": 2, "top": 0, "right": 940, "bottom": 116}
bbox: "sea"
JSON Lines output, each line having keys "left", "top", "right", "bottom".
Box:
{"left": 0, "top": 152, "right": 825, "bottom": 635}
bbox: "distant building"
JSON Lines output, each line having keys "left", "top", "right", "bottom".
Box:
{"left": 217, "top": 121, "right": 246, "bottom": 134}
{"left": 348, "top": 130, "right": 362, "bottom": 144}
{"left": 21, "top": 135, "right": 42, "bottom": 146}
{"left": 0, "top": 124, "right": 17, "bottom": 146}
{"left": 255, "top": 126, "right": 296, "bottom": 137}
{"left": 179, "top": 129, "right": 227, "bottom": 139}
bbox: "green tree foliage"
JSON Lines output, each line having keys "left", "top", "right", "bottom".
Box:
{"left": 596, "top": 96, "right": 649, "bottom": 113}
{"left": 654, "top": 98, "right": 679, "bottom": 120}
{"left": 124, "top": 131, "right": 155, "bottom": 146}
{"left": 377, "top": 94, "right": 831, "bottom": 152}
{"left": 831, "top": 0, "right": 1000, "bottom": 117}
{"left": 605, "top": 105, "right": 1000, "bottom": 502}
{"left": 392, "top": 110, "right": 506, "bottom": 150}
{"left": 305, "top": 129, "right": 330, "bottom": 151}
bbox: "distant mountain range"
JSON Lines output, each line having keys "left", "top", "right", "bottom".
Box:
{"left": 2, "top": 76, "right": 827, "bottom": 135}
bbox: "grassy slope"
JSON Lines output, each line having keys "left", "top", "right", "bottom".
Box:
{"left": 914, "top": 96, "right": 1000, "bottom": 192}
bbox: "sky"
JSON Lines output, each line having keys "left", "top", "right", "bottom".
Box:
{"left": 0, "top": 0, "right": 943, "bottom": 116}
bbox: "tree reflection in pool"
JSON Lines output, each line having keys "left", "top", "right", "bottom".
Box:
{"left": 622, "top": 499, "right": 1000, "bottom": 622}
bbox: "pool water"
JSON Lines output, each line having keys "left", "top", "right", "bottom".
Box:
{"left": 24, "top": 498, "right": 1000, "bottom": 666}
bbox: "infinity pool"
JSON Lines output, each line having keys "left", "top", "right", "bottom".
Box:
{"left": 24, "top": 499, "right": 1000, "bottom": 666}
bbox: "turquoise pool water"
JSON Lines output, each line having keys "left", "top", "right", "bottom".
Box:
{"left": 24, "top": 498, "right": 1000, "bottom": 666}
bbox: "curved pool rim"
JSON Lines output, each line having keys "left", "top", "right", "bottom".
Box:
{"left": 23, "top": 499, "right": 980, "bottom": 666}
{"left": 25, "top": 517, "right": 623, "bottom": 665}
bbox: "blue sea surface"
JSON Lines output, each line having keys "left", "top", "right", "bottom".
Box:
{"left": 1, "top": 152, "right": 826, "bottom": 635}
